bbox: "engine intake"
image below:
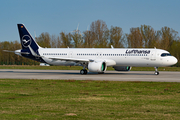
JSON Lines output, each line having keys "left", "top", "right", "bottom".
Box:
{"left": 88, "top": 61, "right": 107, "bottom": 72}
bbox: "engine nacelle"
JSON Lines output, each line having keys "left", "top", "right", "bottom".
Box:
{"left": 88, "top": 61, "right": 107, "bottom": 72}
{"left": 113, "top": 66, "right": 131, "bottom": 71}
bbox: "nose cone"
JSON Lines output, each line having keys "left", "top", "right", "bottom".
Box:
{"left": 163, "top": 56, "right": 178, "bottom": 66}
{"left": 172, "top": 56, "right": 178, "bottom": 65}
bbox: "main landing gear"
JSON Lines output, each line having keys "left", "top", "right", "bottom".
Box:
{"left": 154, "top": 67, "right": 159, "bottom": 75}
{"left": 80, "top": 69, "right": 87, "bottom": 75}
{"left": 80, "top": 63, "right": 88, "bottom": 75}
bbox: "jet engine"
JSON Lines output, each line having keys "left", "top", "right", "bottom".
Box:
{"left": 113, "top": 66, "right": 131, "bottom": 71}
{"left": 88, "top": 61, "right": 107, "bottom": 72}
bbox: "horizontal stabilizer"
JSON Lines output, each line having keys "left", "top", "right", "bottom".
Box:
{"left": 3, "top": 50, "right": 30, "bottom": 54}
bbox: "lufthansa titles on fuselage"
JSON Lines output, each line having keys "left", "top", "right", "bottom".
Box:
{"left": 125, "top": 49, "right": 150, "bottom": 54}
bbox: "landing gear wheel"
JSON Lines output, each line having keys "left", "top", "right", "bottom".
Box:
{"left": 84, "top": 69, "right": 87, "bottom": 74}
{"left": 80, "top": 69, "right": 84, "bottom": 75}
{"left": 154, "top": 71, "right": 159, "bottom": 75}
{"left": 154, "top": 67, "right": 159, "bottom": 75}
{"left": 80, "top": 69, "right": 87, "bottom": 75}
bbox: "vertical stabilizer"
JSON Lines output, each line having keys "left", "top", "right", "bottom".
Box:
{"left": 17, "top": 24, "right": 40, "bottom": 51}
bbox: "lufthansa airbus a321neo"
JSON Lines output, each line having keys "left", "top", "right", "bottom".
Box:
{"left": 4, "top": 24, "right": 178, "bottom": 75}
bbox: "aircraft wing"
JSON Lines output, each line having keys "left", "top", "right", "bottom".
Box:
{"left": 48, "top": 57, "right": 116, "bottom": 66}
{"left": 48, "top": 57, "right": 91, "bottom": 62}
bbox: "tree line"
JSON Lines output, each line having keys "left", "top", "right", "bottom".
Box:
{"left": 1, "top": 20, "right": 180, "bottom": 66}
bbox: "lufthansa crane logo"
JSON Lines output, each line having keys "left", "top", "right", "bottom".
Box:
{"left": 22, "top": 35, "right": 31, "bottom": 47}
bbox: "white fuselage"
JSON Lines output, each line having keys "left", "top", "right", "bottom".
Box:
{"left": 38, "top": 48, "right": 177, "bottom": 67}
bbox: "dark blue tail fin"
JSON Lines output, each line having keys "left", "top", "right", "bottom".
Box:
{"left": 17, "top": 24, "right": 40, "bottom": 51}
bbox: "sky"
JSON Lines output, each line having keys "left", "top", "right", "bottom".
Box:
{"left": 0, "top": 0, "right": 180, "bottom": 42}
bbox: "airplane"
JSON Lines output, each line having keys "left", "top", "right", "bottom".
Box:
{"left": 4, "top": 24, "right": 178, "bottom": 75}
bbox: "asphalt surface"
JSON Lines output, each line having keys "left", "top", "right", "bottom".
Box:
{"left": 0, "top": 69, "right": 179, "bottom": 82}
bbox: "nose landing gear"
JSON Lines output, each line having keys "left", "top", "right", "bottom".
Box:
{"left": 154, "top": 67, "right": 159, "bottom": 75}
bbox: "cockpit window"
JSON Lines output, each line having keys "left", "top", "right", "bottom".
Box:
{"left": 161, "top": 53, "right": 172, "bottom": 57}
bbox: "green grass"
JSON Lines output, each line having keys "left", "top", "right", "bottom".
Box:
{"left": 0, "top": 79, "right": 180, "bottom": 119}
{"left": 0, "top": 65, "right": 180, "bottom": 71}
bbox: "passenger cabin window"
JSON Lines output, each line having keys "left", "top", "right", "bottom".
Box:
{"left": 161, "top": 53, "right": 171, "bottom": 57}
